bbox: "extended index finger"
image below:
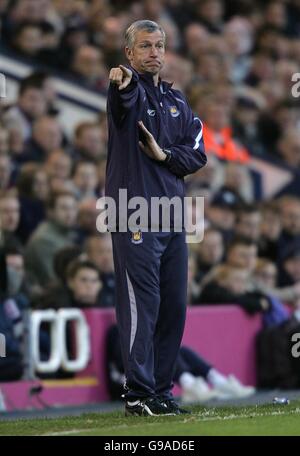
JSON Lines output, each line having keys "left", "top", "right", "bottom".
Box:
{"left": 138, "top": 121, "right": 152, "bottom": 137}
{"left": 119, "top": 65, "right": 131, "bottom": 76}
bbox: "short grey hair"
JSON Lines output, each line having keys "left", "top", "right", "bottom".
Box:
{"left": 125, "top": 20, "right": 166, "bottom": 49}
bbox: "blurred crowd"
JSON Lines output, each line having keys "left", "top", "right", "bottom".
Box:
{"left": 0, "top": 0, "right": 300, "bottom": 383}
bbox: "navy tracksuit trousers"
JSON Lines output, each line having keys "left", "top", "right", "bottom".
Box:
{"left": 111, "top": 230, "right": 188, "bottom": 401}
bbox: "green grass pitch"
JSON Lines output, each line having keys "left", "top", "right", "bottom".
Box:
{"left": 1, "top": 401, "right": 300, "bottom": 436}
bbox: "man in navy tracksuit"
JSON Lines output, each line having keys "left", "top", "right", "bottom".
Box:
{"left": 106, "top": 20, "right": 207, "bottom": 416}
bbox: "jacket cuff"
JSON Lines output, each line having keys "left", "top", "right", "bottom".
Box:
{"left": 160, "top": 148, "right": 174, "bottom": 169}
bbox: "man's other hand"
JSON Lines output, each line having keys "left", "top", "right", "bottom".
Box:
{"left": 138, "top": 121, "right": 167, "bottom": 162}
{"left": 109, "top": 65, "right": 133, "bottom": 90}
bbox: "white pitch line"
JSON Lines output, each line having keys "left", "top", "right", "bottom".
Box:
{"left": 41, "top": 428, "right": 99, "bottom": 436}
{"left": 40, "top": 408, "right": 300, "bottom": 436}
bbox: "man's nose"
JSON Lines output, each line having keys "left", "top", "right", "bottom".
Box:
{"left": 150, "top": 46, "right": 158, "bottom": 56}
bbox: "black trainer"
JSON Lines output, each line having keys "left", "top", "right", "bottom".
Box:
{"left": 125, "top": 397, "right": 177, "bottom": 417}
{"left": 161, "top": 399, "right": 191, "bottom": 415}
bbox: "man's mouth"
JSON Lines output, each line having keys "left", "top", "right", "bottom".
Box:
{"left": 146, "top": 61, "right": 160, "bottom": 66}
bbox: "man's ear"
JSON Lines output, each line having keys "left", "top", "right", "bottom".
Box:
{"left": 125, "top": 46, "right": 132, "bottom": 62}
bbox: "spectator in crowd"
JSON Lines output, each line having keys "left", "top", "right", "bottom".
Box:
{"left": 39, "top": 258, "right": 103, "bottom": 309}
{"left": 254, "top": 257, "right": 300, "bottom": 308}
{"left": 33, "top": 245, "right": 83, "bottom": 310}
{"left": 4, "top": 245, "right": 32, "bottom": 308}
{"left": 194, "top": 50, "right": 228, "bottom": 85}
{"left": 206, "top": 188, "right": 243, "bottom": 240}
{"left": 85, "top": 233, "right": 114, "bottom": 274}
{"left": 279, "top": 241, "right": 300, "bottom": 288}
{"left": 160, "top": 51, "right": 194, "bottom": 91}
{"left": 254, "top": 258, "right": 278, "bottom": 291}
{"left": 72, "top": 160, "right": 99, "bottom": 200}
{"left": 223, "top": 237, "right": 295, "bottom": 324}
{"left": 193, "top": 227, "right": 224, "bottom": 287}
{"left": 3, "top": 74, "right": 47, "bottom": 142}
{"left": 0, "top": 266, "right": 24, "bottom": 381}
{"left": 258, "top": 201, "right": 281, "bottom": 261}
{"left": 24, "top": 190, "right": 78, "bottom": 290}
{"left": 194, "top": 0, "right": 224, "bottom": 34}
{"left": 199, "top": 264, "right": 270, "bottom": 315}
{"left": 45, "top": 149, "right": 73, "bottom": 191}
{"left": 200, "top": 94, "right": 250, "bottom": 163}
{"left": 244, "top": 50, "right": 275, "bottom": 87}
{"left": 222, "top": 161, "right": 255, "bottom": 203}
{"left": 0, "top": 128, "right": 10, "bottom": 155}
{"left": 276, "top": 128, "right": 300, "bottom": 170}
{"left": 263, "top": 1, "right": 288, "bottom": 33}
{"left": 223, "top": 17, "right": 253, "bottom": 83}
{"left": 186, "top": 153, "right": 223, "bottom": 195}
{"left": 187, "top": 251, "right": 199, "bottom": 305}
{"left": 0, "top": 154, "right": 14, "bottom": 190}
{"left": 66, "top": 259, "right": 102, "bottom": 307}
{"left": 56, "top": 20, "right": 90, "bottom": 70}
{"left": 97, "top": 16, "right": 126, "bottom": 68}
{"left": 5, "top": 123, "right": 25, "bottom": 161}
{"left": 96, "top": 156, "right": 107, "bottom": 196}
{"left": 16, "top": 163, "right": 49, "bottom": 243}
{"left": 226, "top": 237, "right": 258, "bottom": 275}
{"left": 183, "top": 23, "right": 210, "bottom": 62}
{"left": 70, "top": 45, "right": 108, "bottom": 93}
{"left": 21, "top": 115, "right": 63, "bottom": 163}
{"left": 71, "top": 121, "right": 107, "bottom": 163}
{"left": 76, "top": 198, "right": 99, "bottom": 244}
{"left": 85, "top": 233, "right": 115, "bottom": 308}
{"left": 25, "top": 71, "right": 60, "bottom": 116}
{"left": 234, "top": 204, "right": 262, "bottom": 242}
{"left": 1, "top": 0, "right": 53, "bottom": 45}
{"left": 277, "top": 195, "right": 300, "bottom": 257}
{"left": 258, "top": 99, "right": 299, "bottom": 154}
{"left": 11, "top": 22, "right": 45, "bottom": 59}
{"left": 0, "top": 191, "right": 22, "bottom": 248}
{"left": 0, "top": 246, "right": 30, "bottom": 382}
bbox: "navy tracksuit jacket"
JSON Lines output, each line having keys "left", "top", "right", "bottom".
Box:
{"left": 106, "top": 66, "right": 206, "bottom": 401}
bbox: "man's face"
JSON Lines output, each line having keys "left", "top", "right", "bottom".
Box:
{"left": 0, "top": 155, "right": 11, "bottom": 189}
{"left": 51, "top": 195, "right": 78, "bottom": 229}
{"left": 33, "top": 170, "right": 49, "bottom": 201}
{"left": 235, "top": 212, "right": 262, "bottom": 241}
{"left": 34, "top": 119, "right": 62, "bottom": 153}
{"left": 87, "top": 237, "right": 114, "bottom": 274}
{"left": 77, "top": 127, "right": 104, "bottom": 159}
{"left": 261, "top": 209, "right": 281, "bottom": 240}
{"left": 255, "top": 264, "right": 277, "bottom": 289}
{"left": 227, "top": 244, "right": 258, "bottom": 273}
{"left": 219, "top": 269, "right": 249, "bottom": 295}
{"left": 74, "top": 163, "right": 98, "bottom": 191}
{"left": 16, "top": 26, "right": 42, "bottom": 55}
{"left": 281, "top": 201, "right": 300, "bottom": 235}
{"left": 19, "top": 88, "right": 46, "bottom": 119}
{"left": 0, "top": 130, "right": 9, "bottom": 154}
{"left": 284, "top": 256, "right": 300, "bottom": 283}
{"left": 6, "top": 254, "right": 24, "bottom": 277}
{"left": 0, "top": 197, "right": 20, "bottom": 232}
{"left": 68, "top": 268, "right": 102, "bottom": 305}
{"left": 197, "top": 231, "right": 224, "bottom": 265}
{"left": 47, "top": 152, "right": 72, "bottom": 180}
{"left": 126, "top": 30, "right": 165, "bottom": 75}
{"left": 207, "top": 205, "right": 235, "bottom": 230}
